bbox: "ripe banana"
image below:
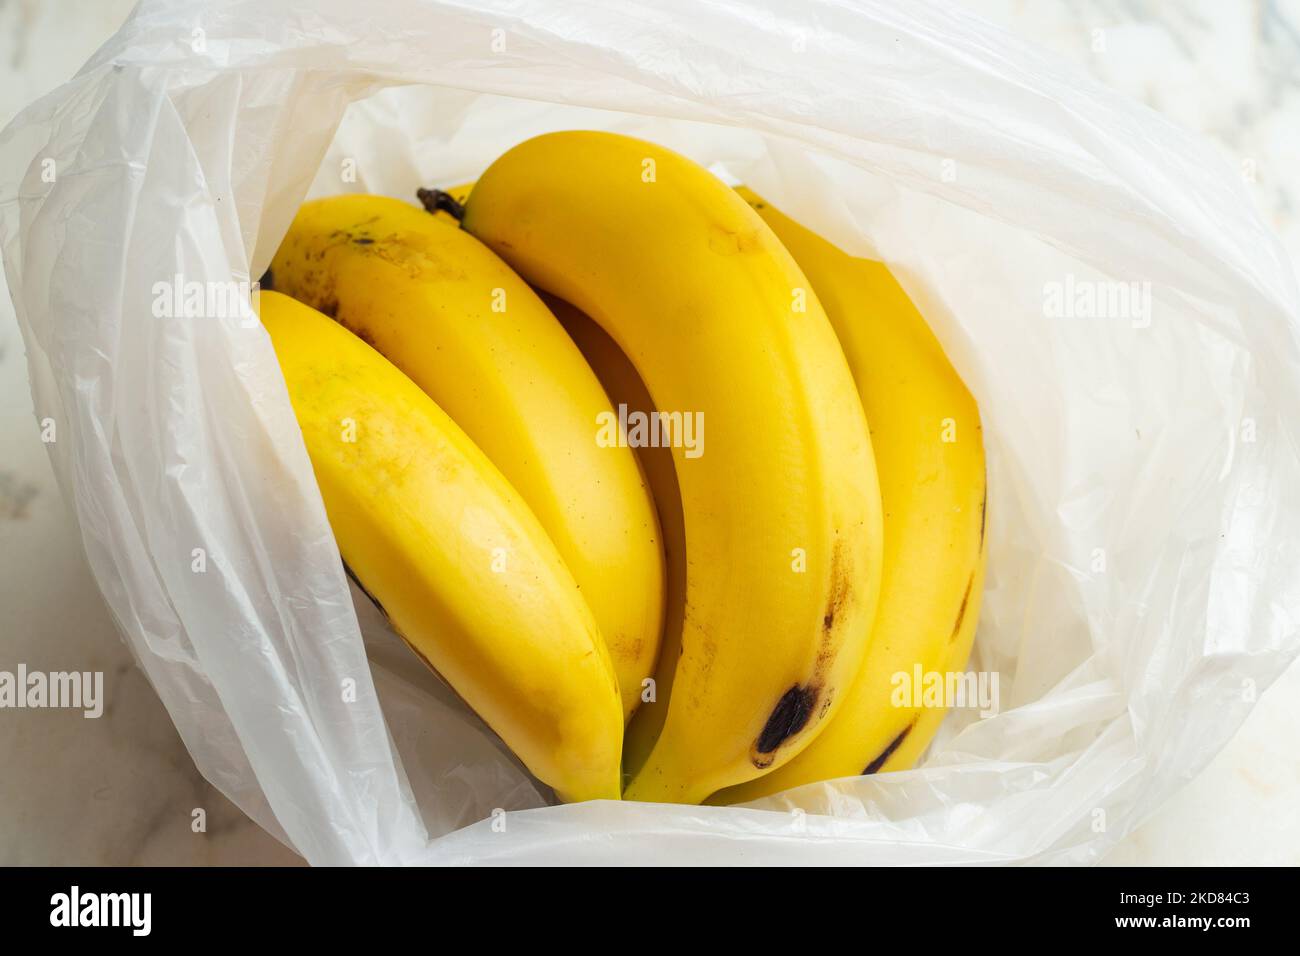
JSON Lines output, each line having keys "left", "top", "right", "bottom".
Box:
{"left": 268, "top": 193, "right": 665, "bottom": 722}
{"left": 258, "top": 291, "right": 622, "bottom": 803}
{"left": 542, "top": 294, "right": 685, "bottom": 781}
{"left": 714, "top": 190, "right": 987, "bottom": 803}
{"left": 462, "top": 131, "right": 884, "bottom": 804}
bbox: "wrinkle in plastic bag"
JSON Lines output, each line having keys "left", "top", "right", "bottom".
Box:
{"left": 1, "top": 0, "right": 1298, "bottom": 865}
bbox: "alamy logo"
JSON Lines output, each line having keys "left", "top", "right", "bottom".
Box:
{"left": 596, "top": 404, "right": 704, "bottom": 459}
{"left": 891, "top": 665, "right": 999, "bottom": 718}
{"left": 1043, "top": 273, "right": 1151, "bottom": 328}
{"left": 50, "top": 886, "right": 151, "bottom": 936}
{"left": 151, "top": 273, "right": 259, "bottom": 325}
{"left": 0, "top": 665, "right": 103, "bottom": 718}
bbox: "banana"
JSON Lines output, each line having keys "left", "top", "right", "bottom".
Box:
{"left": 542, "top": 294, "right": 685, "bottom": 781}
{"left": 713, "top": 190, "right": 987, "bottom": 803}
{"left": 268, "top": 193, "right": 665, "bottom": 722}
{"left": 258, "top": 291, "right": 622, "bottom": 803}
{"left": 462, "top": 131, "right": 884, "bottom": 804}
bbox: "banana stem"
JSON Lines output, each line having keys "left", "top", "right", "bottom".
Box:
{"left": 416, "top": 187, "right": 465, "bottom": 222}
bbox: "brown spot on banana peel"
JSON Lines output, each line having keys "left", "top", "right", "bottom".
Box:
{"left": 817, "top": 687, "right": 835, "bottom": 719}
{"left": 951, "top": 474, "right": 987, "bottom": 643}
{"left": 950, "top": 573, "right": 974, "bottom": 642}
{"left": 335, "top": 311, "right": 375, "bottom": 347}
{"left": 751, "top": 539, "right": 855, "bottom": 767}
{"left": 822, "top": 538, "right": 852, "bottom": 643}
{"left": 753, "top": 684, "right": 820, "bottom": 767}
{"left": 862, "top": 721, "right": 916, "bottom": 775}
{"left": 317, "top": 296, "right": 340, "bottom": 321}
{"left": 978, "top": 481, "right": 987, "bottom": 552}
{"left": 707, "top": 223, "right": 761, "bottom": 256}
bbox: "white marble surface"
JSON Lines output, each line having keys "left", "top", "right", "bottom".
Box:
{"left": 0, "top": 0, "right": 1297, "bottom": 865}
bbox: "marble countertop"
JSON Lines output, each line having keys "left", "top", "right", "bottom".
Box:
{"left": 1, "top": 0, "right": 1297, "bottom": 865}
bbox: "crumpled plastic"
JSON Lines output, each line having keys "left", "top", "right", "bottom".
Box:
{"left": 2, "top": 0, "right": 1298, "bottom": 865}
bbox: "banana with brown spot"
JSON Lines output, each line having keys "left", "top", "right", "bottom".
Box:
{"left": 714, "top": 189, "right": 987, "bottom": 803}
{"left": 462, "top": 132, "right": 884, "bottom": 804}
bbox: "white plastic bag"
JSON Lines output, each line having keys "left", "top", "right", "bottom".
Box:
{"left": 3, "top": 0, "right": 1299, "bottom": 865}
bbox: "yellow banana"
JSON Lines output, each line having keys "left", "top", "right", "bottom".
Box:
{"left": 463, "top": 131, "right": 884, "bottom": 804}
{"left": 542, "top": 294, "right": 685, "bottom": 781}
{"left": 268, "top": 193, "right": 665, "bottom": 722}
{"left": 714, "top": 189, "right": 987, "bottom": 803}
{"left": 258, "top": 291, "right": 622, "bottom": 803}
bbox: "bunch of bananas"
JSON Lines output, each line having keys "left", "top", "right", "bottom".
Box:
{"left": 260, "top": 130, "right": 986, "bottom": 806}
